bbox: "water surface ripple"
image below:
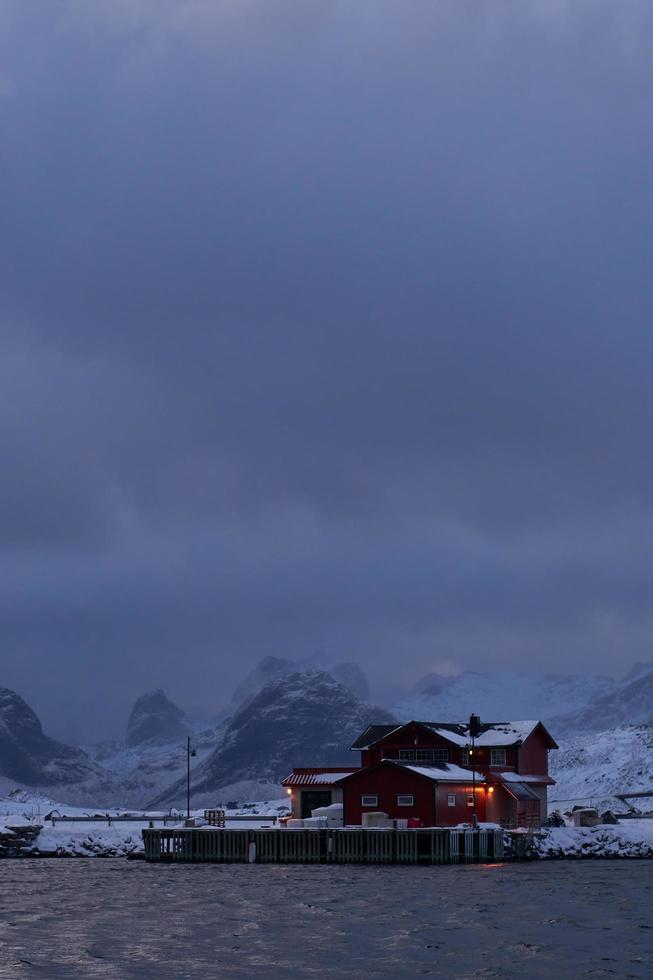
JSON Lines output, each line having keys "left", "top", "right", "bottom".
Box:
{"left": 1, "top": 860, "right": 652, "bottom": 978}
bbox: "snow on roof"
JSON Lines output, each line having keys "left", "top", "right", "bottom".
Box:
{"left": 497, "top": 771, "right": 553, "bottom": 784}
{"left": 395, "top": 762, "right": 486, "bottom": 783}
{"left": 422, "top": 721, "right": 541, "bottom": 747}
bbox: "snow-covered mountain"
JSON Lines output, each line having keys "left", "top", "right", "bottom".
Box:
{"left": 81, "top": 691, "right": 221, "bottom": 806}
{"left": 229, "top": 656, "right": 370, "bottom": 710}
{"left": 151, "top": 670, "right": 395, "bottom": 807}
{"left": 0, "top": 687, "right": 121, "bottom": 804}
{"left": 229, "top": 656, "right": 298, "bottom": 709}
{"left": 393, "top": 670, "right": 616, "bottom": 731}
{"left": 126, "top": 689, "right": 190, "bottom": 747}
{"left": 4, "top": 659, "right": 651, "bottom": 812}
{"left": 551, "top": 725, "right": 653, "bottom": 813}
{"left": 84, "top": 733, "right": 217, "bottom": 807}
{"left": 553, "top": 663, "right": 653, "bottom": 735}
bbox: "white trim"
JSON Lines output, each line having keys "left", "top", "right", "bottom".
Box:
{"left": 397, "top": 794, "right": 415, "bottom": 807}
{"left": 361, "top": 795, "right": 379, "bottom": 807}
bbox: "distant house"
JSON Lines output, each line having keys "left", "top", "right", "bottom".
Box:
{"left": 282, "top": 719, "right": 557, "bottom": 829}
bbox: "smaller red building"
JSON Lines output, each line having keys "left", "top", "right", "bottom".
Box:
{"left": 282, "top": 719, "right": 557, "bottom": 829}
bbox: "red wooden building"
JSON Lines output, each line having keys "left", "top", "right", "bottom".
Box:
{"left": 282, "top": 719, "right": 557, "bottom": 829}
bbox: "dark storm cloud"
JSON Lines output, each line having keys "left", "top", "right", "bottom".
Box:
{"left": 1, "top": 1, "right": 652, "bottom": 738}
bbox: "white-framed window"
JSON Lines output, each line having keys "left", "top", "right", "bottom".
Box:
{"left": 467, "top": 794, "right": 474, "bottom": 807}
{"left": 462, "top": 748, "right": 474, "bottom": 765}
{"left": 490, "top": 749, "right": 507, "bottom": 766}
{"left": 396, "top": 795, "right": 415, "bottom": 807}
{"left": 447, "top": 794, "right": 456, "bottom": 807}
{"left": 361, "top": 795, "right": 378, "bottom": 807}
{"left": 399, "top": 748, "right": 450, "bottom": 763}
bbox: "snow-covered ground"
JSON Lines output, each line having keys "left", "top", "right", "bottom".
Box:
{"left": 4, "top": 780, "right": 653, "bottom": 861}
{"left": 0, "top": 790, "right": 290, "bottom": 857}
{"left": 550, "top": 725, "right": 653, "bottom": 813}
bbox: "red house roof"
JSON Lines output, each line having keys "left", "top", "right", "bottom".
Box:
{"left": 337, "top": 759, "right": 486, "bottom": 785}
{"left": 351, "top": 720, "right": 558, "bottom": 751}
{"left": 281, "top": 767, "right": 358, "bottom": 786}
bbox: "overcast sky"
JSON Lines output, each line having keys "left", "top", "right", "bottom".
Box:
{"left": 1, "top": 1, "right": 653, "bottom": 740}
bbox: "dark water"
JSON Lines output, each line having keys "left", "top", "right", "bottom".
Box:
{"left": 1, "top": 860, "right": 652, "bottom": 979}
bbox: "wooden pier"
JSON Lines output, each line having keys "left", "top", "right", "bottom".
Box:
{"left": 142, "top": 827, "right": 504, "bottom": 865}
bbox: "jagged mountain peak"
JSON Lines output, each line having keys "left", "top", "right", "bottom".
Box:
{"left": 126, "top": 689, "right": 189, "bottom": 747}
{"left": 229, "top": 656, "right": 298, "bottom": 708}
{"left": 229, "top": 655, "right": 371, "bottom": 710}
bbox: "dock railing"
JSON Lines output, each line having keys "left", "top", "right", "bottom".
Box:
{"left": 142, "top": 827, "right": 504, "bottom": 865}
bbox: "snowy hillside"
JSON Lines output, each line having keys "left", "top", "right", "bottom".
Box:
{"left": 550, "top": 725, "right": 653, "bottom": 813}
{"left": 393, "top": 670, "right": 615, "bottom": 730}
{"left": 84, "top": 730, "right": 219, "bottom": 808}
{"left": 553, "top": 663, "right": 653, "bottom": 735}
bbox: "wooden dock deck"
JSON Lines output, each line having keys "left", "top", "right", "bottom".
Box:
{"left": 142, "top": 827, "right": 504, "bottom": 865}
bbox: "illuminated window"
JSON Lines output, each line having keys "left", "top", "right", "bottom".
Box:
{"left": 397, "top": 795, "right": 415, "bottom": 807}
{"left": 361, "top": 795, "right": 378, "bottom": 807}
{"left": 490, "top": 749, "right": 507, "bottom": 766}
{"left": 467, "top": 795, "right": 474, "bottom": 807}
{"left": 447, "top": 794, "right": 456, "bottom": 807}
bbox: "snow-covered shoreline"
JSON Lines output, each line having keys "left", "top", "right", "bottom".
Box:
{"left": 4, "top": 790, "right": 653, "bottom": 860}
{"left": 0, "top": 791, "right": 290, "bottom": 858}
{"left": 531, "top": 820, "right": 653, "bottom": 859}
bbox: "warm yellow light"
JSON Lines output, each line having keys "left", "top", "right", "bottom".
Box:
{"left": 488, "top": 787, "right": 494, "bottom": 794}
{"left": 286, "top": 788, "right": 292, "bottom": 795}
{"left": 468, "top": 750, "right": 473, "bottom": 755}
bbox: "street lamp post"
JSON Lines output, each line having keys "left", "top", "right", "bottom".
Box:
{"left": 186, "top": 735, "right": 196, "bottom": 820}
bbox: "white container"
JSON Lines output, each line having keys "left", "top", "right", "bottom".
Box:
{"left": 362, "top": 811, "right": 392, "bottom": 828}
{"left": 312, "top": 804, "right": 344, "bottom": 818}
{"left": 303, "top": 816, "right": 328, "bottom": 829}
{"left": 286, "top": 818, "right": 305, "bottom": 829}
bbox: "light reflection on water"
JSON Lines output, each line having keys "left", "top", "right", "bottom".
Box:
{"left": 0, "top": 860, "right": 652, "bottom": 978}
